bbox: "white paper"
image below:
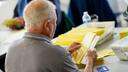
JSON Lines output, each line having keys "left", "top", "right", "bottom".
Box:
{"left": 81, "top": 35, "right": 100, "bottom": 64}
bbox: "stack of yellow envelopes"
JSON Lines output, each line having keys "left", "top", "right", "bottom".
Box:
{"left": 53, "top": 25, "right": 104, "bottom": 46}
{"left": 52, "top": 25, "right": 113, "bottom": 68}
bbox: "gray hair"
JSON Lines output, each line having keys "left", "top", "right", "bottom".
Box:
{"left": 23, "top": 0, "right": 56, "bottom": 29}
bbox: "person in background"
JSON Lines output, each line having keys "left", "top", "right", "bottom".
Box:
{"left": 14, "top": 0, "right": 61, "bottom": 25}
{"left": 5, "top": 0, "right": 97, "bottom": 72}
{"left": 68, "top": 0, "right": 117, "bottom": 27}
{"left": 13, "top": 0, "right": 63, "bottom": 37}
{"left": 14, "top": 0, "right": 74, "bottom": 37}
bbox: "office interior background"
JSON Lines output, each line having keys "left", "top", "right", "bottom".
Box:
{"left": 0, "top": 0, "right": 128, "bottom": 72}
{"left": 0, "top": 0, "right": 128, "bottom": 27}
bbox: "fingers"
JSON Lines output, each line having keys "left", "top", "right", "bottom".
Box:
{"left": 72, "top": 44, "right": 81, "bottom": 49}
{"left": 69, "top": 42, "right": 81, "bottom": 49}
{"left": 86, "top": 48, "right": 97, "bottom": 61}
{"left": 68, "top": 42, "right": 81, "bottom": 54}
{"left": 71, "top": 42, "right": 81, "bottom": 46}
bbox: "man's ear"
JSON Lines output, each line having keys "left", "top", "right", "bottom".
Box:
{"left": 42, "top": 19, "right": 51, "bottom": 36}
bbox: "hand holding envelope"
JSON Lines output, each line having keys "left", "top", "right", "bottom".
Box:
{"left": 86, "top": 48, "right": 98, "bottom": 66}
{"left": 68, "top": 42, "right": 81, "bottom": 54}
{"left": 81, "top": 32, "right": 99, "bottom": 64}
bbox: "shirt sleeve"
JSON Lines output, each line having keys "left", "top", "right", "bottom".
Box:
{"left": 54, "top": 45, "right": 82, "bottom": 72}
{"left": 63, "top": 50, "right": 82, "bottom": 72}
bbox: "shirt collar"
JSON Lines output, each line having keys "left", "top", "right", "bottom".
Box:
{"left": 23, "top": 32, "right": 51, "bottom": 43}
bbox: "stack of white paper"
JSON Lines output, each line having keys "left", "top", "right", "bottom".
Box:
{"left": 111, "top": 36, "right": 128, "bottom": 60}
{"left": 81, "top": 32, "right": 100, "bottom": 64}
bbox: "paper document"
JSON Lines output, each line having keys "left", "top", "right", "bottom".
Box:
{"left": 81, "top": 33, "right": 100, "bottom": 64}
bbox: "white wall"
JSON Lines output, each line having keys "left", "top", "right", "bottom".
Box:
{"left": 0, "top": 0, "right": 69, "bottom": 24}
{"left": 108, "top": 0, "right": 128, "bottom": 27}
{"left": 60, "top": 0, "right": 70, "bottom": 13}
{"left": 108, "top": 0, "right": 127, "bottom": 14}
{"left": 0, "top": 0, "right": 17, "bottom": 24}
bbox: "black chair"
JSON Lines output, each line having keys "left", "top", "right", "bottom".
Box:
{"left": 0, "top": 53, "right": 6, "bottom": 72}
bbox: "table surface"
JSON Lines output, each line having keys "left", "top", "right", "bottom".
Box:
{"left": 94, "top": 37, "right": 128, "bottom": 72}
{"left": 0, "top": 27, "right": 128, "bottom": 72}
{"left": 0, "top": 30, "right": 23, "bottom": 55}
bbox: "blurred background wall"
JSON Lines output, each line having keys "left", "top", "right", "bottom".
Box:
{"left": 0, "top": 0, "right": 18, "bottom": 24}
{"left": 0, "top": 0, "right": 127, "bottom": 26}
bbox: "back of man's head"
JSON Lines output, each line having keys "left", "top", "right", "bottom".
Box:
{"left": 23, "top": 0, "right": 56, "bottom": 30}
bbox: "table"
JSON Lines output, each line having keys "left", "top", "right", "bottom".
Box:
{"left": 0, "top": 27, "right": 128, "bottom": 72}
{"left": 0, "top": 26, "right": 24, "bottom": 55}
{"left": 93, "top": 36, "right": 128, "bottom": 72}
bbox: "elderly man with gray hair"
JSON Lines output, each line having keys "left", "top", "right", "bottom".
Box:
{"left": 5, "top": 0, "right": 97, "bottom": 72}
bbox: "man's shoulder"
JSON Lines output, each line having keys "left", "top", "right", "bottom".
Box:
{"left": 49, "top": 44, "right": 69, "bottom": 55}
{"left": 9, "top": 38, "right": 69, "bottom": 57}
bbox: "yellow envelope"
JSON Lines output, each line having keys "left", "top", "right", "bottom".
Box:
{"left": 119, "top": 28, "right": 128, "bottom": 39}
{"left": 52, "top": 25, "right": 113, "bottom": 68}
{"left": 53, "top": 25, "right": 104, "bottom": 46}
